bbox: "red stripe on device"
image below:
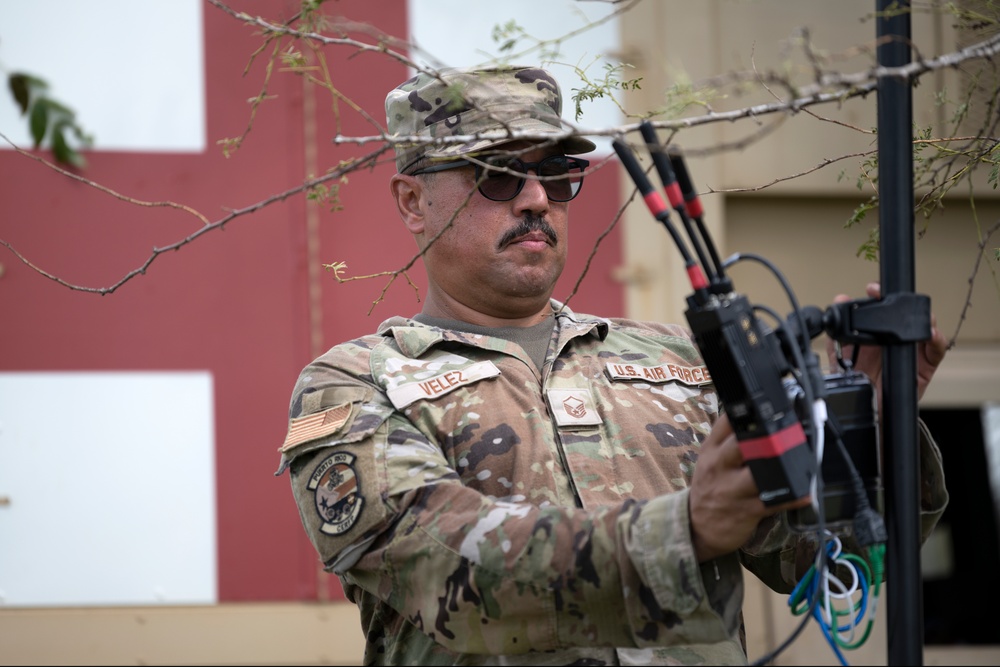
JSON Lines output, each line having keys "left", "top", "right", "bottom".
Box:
{"left": 739, "top": 422, "right": 807, "bottom": 461}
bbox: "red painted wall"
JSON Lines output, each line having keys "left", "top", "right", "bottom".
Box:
{"left": 0, "top": 0, "right": 622, "bottom": 602}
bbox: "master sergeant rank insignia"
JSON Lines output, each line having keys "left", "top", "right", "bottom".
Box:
{"left": 546, "top": 388, "right": 603, "bottom": 427}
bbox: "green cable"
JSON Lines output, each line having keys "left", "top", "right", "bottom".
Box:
{"left": 788, "top": 543, "right": 887, "bottom": 650}
{"left": 831, "top": 546, "right": 884, "bottom": 649}
{"left": 789, "top": 565, "right": 819, "bottom": 616}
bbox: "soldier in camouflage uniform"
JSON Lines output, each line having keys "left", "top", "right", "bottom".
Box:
{"left": 276, "top": 66, "right": 950, "bottom": 665}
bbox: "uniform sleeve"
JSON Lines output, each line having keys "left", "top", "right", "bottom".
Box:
{"left": 285, "top": 403, "right": 744, "bottom": 655}
{"left": 278, "top": 373, "right": 398, "bottom": 574}
{"left": 739, "top": 418, "right": 949, "bottom": 593}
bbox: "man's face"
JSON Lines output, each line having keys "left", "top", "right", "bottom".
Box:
{"left": 413, "top": 144, "right": 573, "bottom": 320}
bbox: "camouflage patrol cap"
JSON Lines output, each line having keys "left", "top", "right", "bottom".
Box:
{"left": 385, "top": 65, "right": 597, "bottom": 173}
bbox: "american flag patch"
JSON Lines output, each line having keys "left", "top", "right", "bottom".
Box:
{"left": 279, "top": 403, "right": 352, "bottom": 452}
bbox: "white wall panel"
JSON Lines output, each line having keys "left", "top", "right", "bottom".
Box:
{"left": 0, "top": 371, "right": 216, "bottom": 607}
{"left": 0, "top": 0, "right": 205, "bottom": 152}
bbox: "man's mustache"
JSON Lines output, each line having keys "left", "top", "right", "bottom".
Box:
{"left": 497, "top": 215, "right": 558, "bottom": 249}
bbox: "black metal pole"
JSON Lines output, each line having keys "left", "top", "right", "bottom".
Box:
{"left": 876, "top": 1, "right": 924, "bottom": 664}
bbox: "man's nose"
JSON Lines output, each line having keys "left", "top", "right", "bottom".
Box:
{"left": 512, "top": 170, "right": 550, "bottom": 215}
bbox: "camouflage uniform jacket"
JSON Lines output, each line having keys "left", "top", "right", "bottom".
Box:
{"left": 276, "top": 301, "right": 948, "bottom": 666}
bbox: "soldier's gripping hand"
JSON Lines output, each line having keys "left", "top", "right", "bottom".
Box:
{"left": 826, "top": 282, "right": 948, "bottom": 410}
{"left": 687, "top": 414, "right": 811, "bottom": 563}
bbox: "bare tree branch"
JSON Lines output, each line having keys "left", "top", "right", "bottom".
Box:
{"left": 0, "top": 144, "right": 390, "bottom": 294}
{"left": 3, "top": 0, "right": 998, "bottom": 347}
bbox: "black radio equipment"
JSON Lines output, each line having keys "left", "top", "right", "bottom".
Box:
{"left": 613, "top": 121, "right": 931, "bottom": 532}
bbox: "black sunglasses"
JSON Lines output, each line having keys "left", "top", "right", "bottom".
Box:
{"left": 410, "top": 154, "right": 589, "bottom": 202}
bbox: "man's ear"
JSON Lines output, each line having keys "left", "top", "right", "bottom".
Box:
{"left": 389, "top": 173, "right": 426, "bottom": 235}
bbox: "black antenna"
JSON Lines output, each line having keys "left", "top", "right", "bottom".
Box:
{"left": 666, "top": 148, "right": 732, "bottom": 292}
{"left": 638, "top": 121, "right": 719, "bottom": 286}
{"left": 611, "top": 137, "right": 710, "bottom": 303}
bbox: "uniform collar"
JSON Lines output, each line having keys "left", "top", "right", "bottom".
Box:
{"left": 376, "top": 300, "right": 609, "bottom": 358}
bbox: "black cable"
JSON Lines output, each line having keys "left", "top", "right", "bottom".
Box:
{"left": 723, "top": 253, "right": 815, "bottom": 368}
{"left": 728, "top": 257, "right": 832, "bottom": 667}
{"left": 827, "top": 411, "right": 887, "bottom": 548}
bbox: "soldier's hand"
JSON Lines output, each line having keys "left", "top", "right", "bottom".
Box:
{"left": 688, "top": 414, "right": 810, "bottom": 562}
{"left": 826, "top": 282, "right": 948, "bottom": 407}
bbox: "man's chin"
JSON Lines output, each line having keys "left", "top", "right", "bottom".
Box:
{"left": 503, "top": 273, "right": 561, "bottom": 300}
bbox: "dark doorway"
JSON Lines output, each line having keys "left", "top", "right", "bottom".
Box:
{"left": 920, "top": 406, "right": 1000, "bottom": 645}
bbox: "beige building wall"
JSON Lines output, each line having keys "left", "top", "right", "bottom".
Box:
{"left": 618, "top": 1, "right": 1000, "bottom": 665}
{"left": 617, "top": 0, "right": 998, "bottom": 337}
{"left": 1, "top": 601, "right": 995, "bottom": 666}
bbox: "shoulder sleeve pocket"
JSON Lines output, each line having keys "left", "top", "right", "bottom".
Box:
{"left": 285, "top": 403, "right": 396, "bottom": 573}
{"left": 277, "top": 385, "right": 378, "bottom": 461}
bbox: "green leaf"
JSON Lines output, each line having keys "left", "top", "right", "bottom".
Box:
{"left": 8, "top": 73, "right": 30, "bottom": 114}
{"left": 51, "top": 123, "right": 85, "bottom": 168}
{"left": 43, "top": 97, "right": 74, "bottom": 118}
{"left": 66, "top": 121, "right": 94, "bottom": 148}
{"left": 29, "top": 98, "right": 49, "bottom": 147}
{"left": 7, "top": 72, "right": 48, "bottom": 115}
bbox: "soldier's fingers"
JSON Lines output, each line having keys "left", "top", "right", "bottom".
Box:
{"left": 702, "top": 412, "right": 733, "bottom": 449}
{"left": 766, "top": 493, "right": 813, "bottom": 517}
{"left": 715, "top": 432, "right": 746, "bottom": 469}
{"left": 923, "top": 323, "right": 948, "bottom": 368}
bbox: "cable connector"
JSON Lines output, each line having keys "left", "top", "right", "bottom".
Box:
{"left": 853, "top": 507, "right": 887, "bottom": 547}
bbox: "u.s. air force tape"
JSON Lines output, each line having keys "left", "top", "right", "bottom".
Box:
{"left": 605, "top": 361, "right": 712, "bottom": 385}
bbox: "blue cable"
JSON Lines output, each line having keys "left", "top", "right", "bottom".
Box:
{"left": 790, "top": 542, "right": 875, "bottom": 666}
